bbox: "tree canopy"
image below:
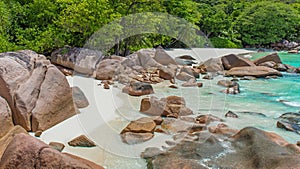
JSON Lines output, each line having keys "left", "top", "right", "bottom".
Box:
{"left": 0, "top": 0, "right": 299, "bottom": 54}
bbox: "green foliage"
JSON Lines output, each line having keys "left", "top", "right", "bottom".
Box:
{"left": 234, "top": 1, "right": 300, "bottom": 45}
{"left": 0, "top": 0, "right": 299, "bottom": 54}
{"left": 210, "top": 37, "right": 241, "bottom": 48}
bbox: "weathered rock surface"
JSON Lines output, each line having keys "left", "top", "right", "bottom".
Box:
{"left": 143, "top": 127, "right": 300, "bottom": 169}
{"left": 50, "top": 47, "right": 103, "bottom": 75}
{"left": 0, "top": 133, "right": 104, "bottom": 169}
{"left": 49, "top": 142, "right": 65, "bottom": 152}
{"left": 153, "top": 47, "right": 177, "bottom": 65}
{"left": 253, "top": 52, "right": 282, "bottom": 65}
{"left": 68, "top": 135, "right": 96, "bottom": 147}
{"left": 0, "top": 97, "right": 14, "bottom": 138}
{"left": 122, "top": 82, "right": 154, "bottom": 96}
{"left": 140, "top": 96, "right": 193, "bottom": 117}
{"left": 0, "top": 126, "right": 27, "bottom": 159}
{"left": 158, "top": 67, "right": 176, "bottom": 80}
{"left": 31, "top": 65, "right": 76, "bottom": 132}
{"left": 217, "top": 80, "right": 238, "bottom": 88}
{"left": 221, "top": 54, "right": 255, "bottom": 70}
{"left": 126, "top": 49, "right": 162, "bottom": 69}
{"left": 121, "top": 132, "right": 154, "bottom": 145}
{"left": 277, "top": 112, "right": 300, "bottom": 134}
{"left": 72, "top": 86, "right": 89, "bottom": 108}
{"left": 95, "top": 59, "right": 121, "bottom": 80}
{"left": 121, "top": 117, "right": 156, "bottom": 134}
{"left": 0, "top": 51, "right": 76, "bottom": 132}
{"left": 176, "top": 72, "right": 195, "bottom": 81}
{"left": 225, "top": 66, "right": 282, "bottom": 78}
{"left": 199, "top": 57, "right": 224, "bottom": 73}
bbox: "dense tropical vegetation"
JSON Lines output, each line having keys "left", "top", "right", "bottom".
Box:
{"left": 0, "top": 0, "right": 299, "bottom": 55}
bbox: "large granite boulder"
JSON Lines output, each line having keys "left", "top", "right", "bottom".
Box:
{"left": 0, "top": 51, "right": 76, "bottom": 132}
{"left": 199, "top": 57, "right": 224, "bottom": 73}
{"left": 50, "top": 47, "right": 103, "bottom": 75}
{"left": 95, "top": 59, "right": 121, "bottom": 80}
{"left": 0, "top": 57, "right": 30, "bottom": 125}
{"left": 0, "top": 133, "right": 104, "bottom": 169}
{"left": 31, "top": 65, "right": 76, "bottom": 132}
{"left": 126, "top": 49, "right": 162, "bottom": 69}
{"left": 253, "top": 53, "right": 282, "bottom": 65}
{"left": 225, "top": 66, "right": 282, "bottom": 78}
{"left": 221, "top": 54, "right": 255, "bottom": 70}
{"left": 153, "top": 47, "right": 177, "bottom": 65}
{"left": 0, "top": 97, "right": 14, "bottom": 138}
{"left": 0, "top": 126, "right": 27, "bottom": 159}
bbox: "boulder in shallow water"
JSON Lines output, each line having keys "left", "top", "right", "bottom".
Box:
{"left": 121, "top": 132, "right": 154, "bottom": 145}
{"left": 217, "top": 80, "right": 238, "bottom": 88}
{"left": 158, "top": 67, "right": 175, "bottom": 80}
{"left": 176, "top": 72, "right": 195, "bottom": 81}
{"left": 253, "top": 52, "right": 282, "bottom": 65}
{"left": 121, "top": 117, "right": 156, "bottom": 134}
{"left": 277, "top": 112, "right": 300, "bottom": 134}
{"left": 225, "top": 66, "right": 282, "bottom": 78}
{"left": 122, "top": 82, "right": 154, "bottom": 96}
{"left": 221, "top": 54, "right": 255, "bottom": 70}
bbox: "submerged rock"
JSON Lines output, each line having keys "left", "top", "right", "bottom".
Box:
{"left": 225, "top": 111, "right": 238, "bottom": 118}
{"left": 277, "top": 112, "right": 300, "bottom": 134}
{"left": 121, "top": 132, "right": 154, "bottom": 145}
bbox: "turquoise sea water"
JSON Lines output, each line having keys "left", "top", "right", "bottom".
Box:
{"left": 153, "top": 52, "right": 300, "bottom": 143}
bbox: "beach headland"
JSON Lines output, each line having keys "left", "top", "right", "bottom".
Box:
{"left": 0, "top": 48, "right": 299, "bottom": 168}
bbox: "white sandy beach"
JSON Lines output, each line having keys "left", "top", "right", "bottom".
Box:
{"left": 32, "top": 48, "right": 256, "bottom": 169}
{"left": 165, "top": 48, "right": 254, "bottom": 62}
{"left": 33, "top": 75, "right": 173, "bottom": 169}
